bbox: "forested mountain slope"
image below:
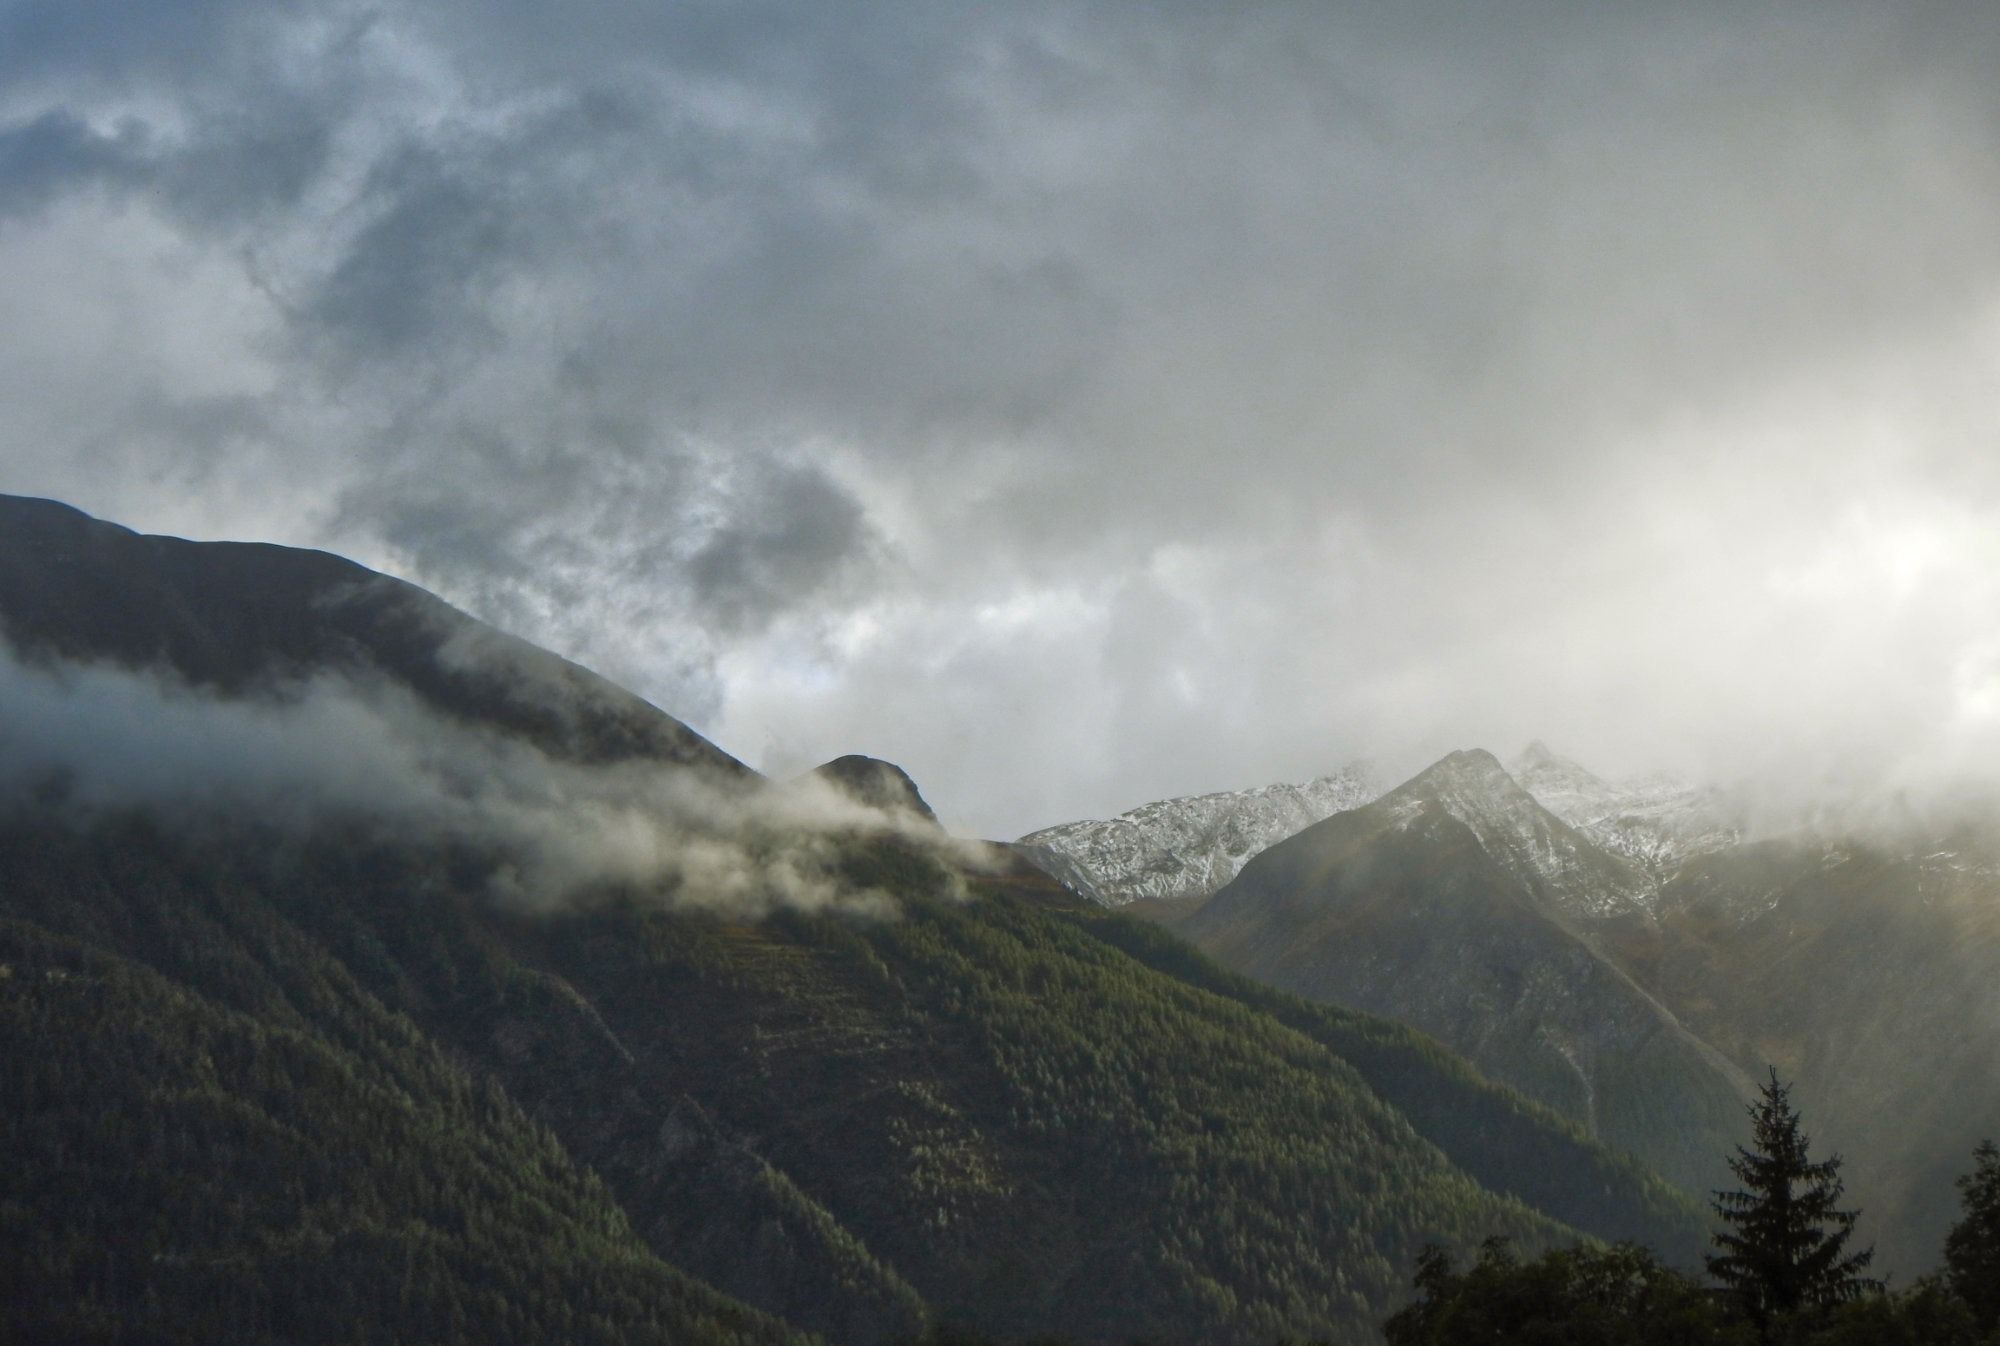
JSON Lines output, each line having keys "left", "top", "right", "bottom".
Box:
{"left": 0, "top": 807, "right": 1713, "bottom": 1346}
{"left": 0, "top": 495, "right": 1709, "bottom": 1346}
{"left": 1162, "top": 742, "right": 2000, "bottom": 1277}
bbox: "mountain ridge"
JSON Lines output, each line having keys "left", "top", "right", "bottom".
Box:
{"left": 1018, "top": 763, "right": 1381, "bottom": 906}
{"left": 1176, "top": 763, "right": 1755, "bottom": 1194}
{"left": 0, "top": 493, "right": 748, "bottom": 777}
{"left": 0, "top": 493, "right": 1713, "bottom": 1346}
{"left": 1020, "top": 742, "right": 1742, "bottom": 916}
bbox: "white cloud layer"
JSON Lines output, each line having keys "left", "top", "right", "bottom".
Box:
{"left": 0, "top": 641, "right": 986, "bottom": 916}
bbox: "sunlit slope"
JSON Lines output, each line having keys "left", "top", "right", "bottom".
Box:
{"left": 1179, "top": 755, "right": 1753, "bottom": 1195}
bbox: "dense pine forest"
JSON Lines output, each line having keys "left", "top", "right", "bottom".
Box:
{"left": 7, "top": 807, "right": 1995, "bottom": 1345}
{"left": 0, "top": 809, "right": 1695, "bottom": 1346}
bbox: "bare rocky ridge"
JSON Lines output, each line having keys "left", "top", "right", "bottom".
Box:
{"left": 1507, "top": 742, "right": 1741, "bottom": 881}
{"left": 1017, "top": 764, "right": 1380, "bottom": 905}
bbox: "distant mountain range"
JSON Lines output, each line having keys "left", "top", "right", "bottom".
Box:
{"left": 1050, "top": 741, "right": 1996, "bottom": 1275}
{"left": 1017, "top": 765, "right": 1382, "bottom": 905}
{"left": 1176, "top": 749, "right": 1753, "bottom": 1198}
{"left": 1018, "top": 743, "right": 1737, "bottom": 909}
{"left": 0, "top": 495, "right": 1707, "bottom": 1346}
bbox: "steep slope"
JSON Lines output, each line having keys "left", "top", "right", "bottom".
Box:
{"left": 0, "top": 848, "right": 807, "bottom": 1346}
{"left": 1002, "top": 840, "right": 1115, "bottom": 905}
{"left": 1130, "top": 734, "right": 1999, "bottom": 1280}
{"left": 1018, "top": 764, "right": 1380, "bottom": 905}
{"left": 1600, "top": 830, "right": 2000, "bottom": 1275}
{"left": 0, "top": 805, "right": 1708, "bottom": 1346}
{"left": 0, "top": 494, "right": 744, "bottom": 775}
{"left": 806, "top": 754, "right": 941, "bottom": 825}
{"left": 0, "top": 495, "right": 1715, "bottom": 1346}
{"left": 1385, "top": 750, "right": 1656, "bottom": 922}
{"left": 1477, "top": 748, "right": 2000, "bottom": 1277}
{"left": 1177, "top": 752, "right": 1753, "bottom": 1194}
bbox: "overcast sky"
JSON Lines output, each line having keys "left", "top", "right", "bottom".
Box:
{"left": 4, "top": 2, "right": 1999, "bottom": 836}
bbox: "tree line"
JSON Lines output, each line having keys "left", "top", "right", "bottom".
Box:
{"left": 1383, "top": 1069, "right": 2000, "bottom": 1344}
{"left": 893, "top": 1068, "right": 1997, "bottom": 1346}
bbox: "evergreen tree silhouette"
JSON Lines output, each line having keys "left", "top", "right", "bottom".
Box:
{"left": 1944, "top": 1139, "right": 2000, "bottom": 1334}
{"left": 1706, "top": 1068, "right": 1873, "bottom": 1329}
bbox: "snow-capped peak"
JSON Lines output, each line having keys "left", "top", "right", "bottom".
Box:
{"left": 1019, "top": 744, "right": 1742, "bottom": 913}
{"left": 1017, "top": 764, "right": 1382, "bottom": 905}
{"left": 1381, "top": 749, "right": 1653, "bottom": 920}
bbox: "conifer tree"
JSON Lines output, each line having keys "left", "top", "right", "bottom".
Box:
{"left": 1706, "top": 1068, "right": 1873, "bottom": 1329}
{"left": 1944, "top": 1139, "right": 2000, "bottom": 1334}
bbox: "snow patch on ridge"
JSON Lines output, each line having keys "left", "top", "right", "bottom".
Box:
{"left": 1018, "top": 765, "right": 1381, "bottom": 906}
{"left": 1020, "top": 743, "right": 1745, "bottom": 914}
{"left": 1507, "top": 743, "right": 1741, "bottom": 878}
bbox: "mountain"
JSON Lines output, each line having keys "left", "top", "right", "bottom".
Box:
{"left": 1158, "top": 742, "right": 2000, "bottom": 1277}
{"left": 805, "top": 753, "right": 941, "bottom": 825}
{"left": 1456, "top": 745, "right": 2000, "bottom": 1272}
{"left": 1380, "top": 749, "right": 1657, "bottom": 922}
{"left": 1174, "top": 750, "right": 1755, "bottom": 1195}
{"left": 1001, "top": 839, "right": 1115, "bottom": 905}
{"left": 1507, "top": 742, "right": 1740, "bottom": 880}
{"left": 0, "top": 496, "right": 1710, "bottom": 1346}
{"left": 1598, "top": 827, "right": 2000, "bottom": 1274}
{"left": 0, "top": 494, "right": 746, "bottom": 776}
{"left": 1021, "top": 744, "right": 1741, "bottom": 916}
{"left": 1017, "top": 764, "right": 1381, "bottom": 905}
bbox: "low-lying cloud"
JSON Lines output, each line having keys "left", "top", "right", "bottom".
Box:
{"left": 0, "top": 639, "right": 992, "bottom": 917}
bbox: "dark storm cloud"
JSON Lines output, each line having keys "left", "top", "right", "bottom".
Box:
{"left": 4, "top": 1, "right": 2000, "bottom": 835}
{"left": 0, "top": 110, "right": 149, "bottom": 218}
{"left": 0, "top": 0, "right": 252, "bottom": 85}
{"left": 685, "top": 457, "right": 879, "bottom": 636}
{"left": 309, "top": 147, "right": 516, "bottom": 353}
{"left": 0, "top": 98, "right": 329, "bottom": 227}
